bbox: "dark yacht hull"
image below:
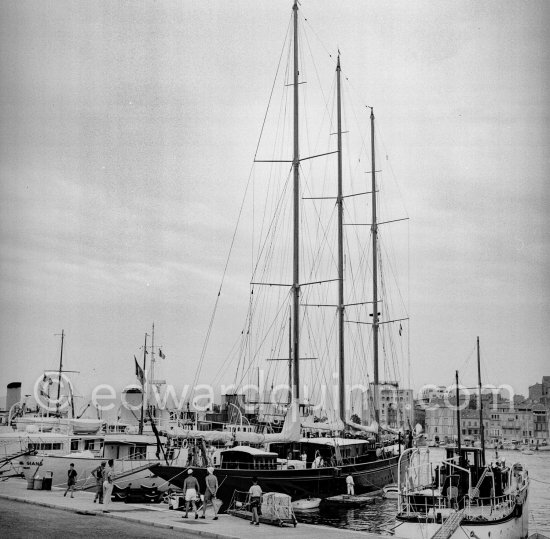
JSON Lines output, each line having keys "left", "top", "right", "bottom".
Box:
{"left": 150, "top": 455, "right": 398, "bottom": 504}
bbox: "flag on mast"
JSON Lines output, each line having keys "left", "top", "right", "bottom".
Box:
{"left": 134, "top": 355, "right": 144, "bottom": 386}
{"left": 158, "top": 349, "right": 165, "bottom": 360}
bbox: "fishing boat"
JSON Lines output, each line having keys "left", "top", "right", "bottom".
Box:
{"left": 395, "top": 338, "right": 530, "bottom": 539}
{"left": 151, "top": 0, "right": 409, "bottom": 502}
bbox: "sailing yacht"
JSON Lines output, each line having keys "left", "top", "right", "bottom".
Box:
{"left": 151, "top": 0, "right": 409, "bottom": 503}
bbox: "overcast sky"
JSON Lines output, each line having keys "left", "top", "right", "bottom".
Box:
{"left": 1, "top": 1, "right": 548, "bottom": 410}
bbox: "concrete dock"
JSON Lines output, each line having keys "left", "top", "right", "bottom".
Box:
{"left": 0, "top": 478, "right": 399, "bottom": 538}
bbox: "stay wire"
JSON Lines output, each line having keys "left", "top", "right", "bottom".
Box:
{"left": 191, "top": 16, "right": 292, "bottom": 395}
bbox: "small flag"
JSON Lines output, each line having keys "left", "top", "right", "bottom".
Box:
{"left": 399, "top": 323, "right": 402, "bottom": 336}
{"left": 159, "top": 349, "right": 165, "bottom": 360}
{"left": 134, "top": 355, "right": 144, "bottom": 386}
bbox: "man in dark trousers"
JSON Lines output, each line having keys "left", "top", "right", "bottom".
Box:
{"left": 93, "top": 461, "right": 106, "bottom": 503}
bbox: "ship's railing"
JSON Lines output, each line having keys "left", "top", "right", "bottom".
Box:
{"left": 397, "top": 448, "right": 474, "bottom": 516}
{"left": 463, "top": 492, "right": 516, "bottom": 520}
{"left": 219, "top": 460, "right": 281, "bottom": 470}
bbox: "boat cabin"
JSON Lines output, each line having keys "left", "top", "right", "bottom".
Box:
{"left": 102, "top": 435, "right": 157, "bottom": 461}
{"left": 434, "top": 447, "right": 509, "bottom": 501}
{"left": 269, "top": 437, "right": 380, "bottom": 467}
{"left": 445, "top": 446, "right": 485, "bottom": 468}
{"left": 220, "top": 446, "right": 278, "bottom": 470}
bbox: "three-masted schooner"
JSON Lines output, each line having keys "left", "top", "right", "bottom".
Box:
{"left": 151, "top": 0, "right": 405, "bottom": 502}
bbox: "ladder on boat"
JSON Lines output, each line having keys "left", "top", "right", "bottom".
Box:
{"left": 430, "top": 509, "right": 465, "bottom": 539}
{"left": 469, "top": 466, "right": 489, "bottom": 499}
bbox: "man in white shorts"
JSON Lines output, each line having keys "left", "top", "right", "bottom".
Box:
{"left": 182, "top": 468, "right": 200, "bottom": 519}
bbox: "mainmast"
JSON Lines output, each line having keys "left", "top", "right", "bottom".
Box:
{"left": 292, "top": 0, "right": 300, "bottom": 403}
{"left": 336, "top": 55, "right": 345, "bottom": 421}
{"left": 370, "top": 108, "right": 380, "bottom": 423}
{"left": 477, "top": 336, "right": 486, "bottom": 462}
{"left": 56, "top": 329, "right": 65, "bottom": 415}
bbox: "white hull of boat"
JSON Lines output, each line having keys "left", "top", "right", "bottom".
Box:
{"left": 397, "top": 500, "right": 529, "bottom": 539}
{"left": 382, "top": 483, "right": 398, "bottom": 499}
{"left": 18, "top": 453, "right": 163, "bottom": 491}
{"left": 291, "top": 497, "right": 321, "bottom": 511}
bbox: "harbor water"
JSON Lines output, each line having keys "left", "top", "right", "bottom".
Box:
{"left": 296, "top": 448, "right": 550, "bottom": 536}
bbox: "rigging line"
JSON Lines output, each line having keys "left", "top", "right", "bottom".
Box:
{"left": 303, "top": 184, "right": 339, "bottom": 284}
{"left": 300, "top": 167, "right": 337, "bottom": 292}
{"left": 374, "top": 122, "right": 410, "bottom": 221}
{"left": 251, "top": 168, "right": 293, "bottom": 281}
{"left": 210, "top": 317, "right": 248, "bottom": 386}
{"left": 191, "top": 18, "right": 292, "bottom": 395}
{"left": 339, "top": 74, "right": 371, "bottom": 166}
{"left": 234, "top": 290, "right": 293, "bottom": 390}
{"left": 301, "top": 10, "right": 337, "bottom": 63}
{"left": 303, "top": 306, "right": 337, "bottom": 413}
{"left": 301, "top": 15, "right": 335, "bottom": 137}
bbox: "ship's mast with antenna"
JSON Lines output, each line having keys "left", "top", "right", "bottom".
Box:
{"left": 139, "top": 332, "right": 148, "bottom": 435}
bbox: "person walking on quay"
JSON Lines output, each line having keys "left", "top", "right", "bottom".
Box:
{"left": 346, "top": 473, "right": 355, "bottom": 495}
{"left": 64, "top": 463, "right": 77, "bottom": 498}
{"left": 248, "top": 476, "right": 262, "bottom": 526}
{"left": 93, "top": 461, "right": 106, "bottom": 504}
{"left": 182, "top": 469, "right": 200, "bottom": 519}
{"left": 102, "top": 459, "right": 115, "bottom": 512}
{"left": 201, "top": 466, "right": 219, "bottom": 520}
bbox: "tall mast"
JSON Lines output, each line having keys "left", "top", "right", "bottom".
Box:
{"left": 456, "top": 370, "right": 462, "bottom": 454}
{"left": 288, "top": 307, "right": 292, "bottom": 404}
{"left": 370, "top": 108, "right": 380, "bottom": 423}
{"left": 336, "top": 55, "right": 345, "bottom": 421}
{"left": 56, "top": 329, "right": 65, "bottom": 415}
{"left": 292, "top": 0, "right": 300, "bottom": 403}
{"left": 139, "top": 332, "right": 148, "bottom": 435}
{"left": 477, "top": 336, "right": 486, "bottom": 462}
{"left": 150, "top": 323, "right": 155, "bottom": 418}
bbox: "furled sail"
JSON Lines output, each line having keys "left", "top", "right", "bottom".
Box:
{"left": 302, "top": 415, "right": 346, "bottom": 432}
{"left": 166, "top": 399, "right": 301, "bottom": 444}
{"left": 345, "top": 420, "right": 379, "bottom": 434}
